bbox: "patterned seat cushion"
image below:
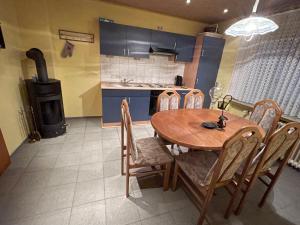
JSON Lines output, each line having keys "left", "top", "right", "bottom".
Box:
{"left": 134, "top": 137, "right": 174, "bottom": 166}
{"left": 176, "top": 151, "right": 218, "bottom": 187}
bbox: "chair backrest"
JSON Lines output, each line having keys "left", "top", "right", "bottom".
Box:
{"left": 254, "top": 122, "right": 300, "bottom": 174}
{"left": 184, "top": 89, "right": 205, "bottom": 109}
{"left": 205, "top": 126, "right": 263, "bottom": 186}
{"left": 249, "top": 99, "right": 282, "bottom": 142}
{"left": 121, "top": 99, "right": 138, "bottom": 161}
{"left": 157, "top": 90, "right": 181, "bottom": 112}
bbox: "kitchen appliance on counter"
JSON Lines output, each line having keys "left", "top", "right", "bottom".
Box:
{"left": 175, "top": 75, "right": 183, "bottom": 86}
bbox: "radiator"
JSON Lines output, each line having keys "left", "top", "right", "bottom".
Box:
{"left": 288, "top": 144, "right": 300, "bottom": 169}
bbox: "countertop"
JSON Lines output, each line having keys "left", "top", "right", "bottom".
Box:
{"left": 101, "top": 81, "right": 192, "bottom": 91}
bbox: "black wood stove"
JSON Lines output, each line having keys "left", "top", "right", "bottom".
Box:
{"left": 25, "top": 48, "right": 66, "bottom": 138}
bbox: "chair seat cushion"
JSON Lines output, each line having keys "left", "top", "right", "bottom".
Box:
{"left": 134, "top": 137, "right": 174, "bottom": 166}
{"left": 176, "top": 151, "right": 218, "bottom": 187}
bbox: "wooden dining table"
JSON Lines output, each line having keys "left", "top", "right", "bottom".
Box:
{"left": 151, "top": 109, "right": 265, "bottom": 151}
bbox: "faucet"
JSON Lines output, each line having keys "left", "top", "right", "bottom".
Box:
{"left": 121, "top": 78, "right": 134, "bottom": 84}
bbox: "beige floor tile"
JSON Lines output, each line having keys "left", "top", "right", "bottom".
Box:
{"left": 73, "top": 179, "right": 105, "bottom": 206}
{"left": 77, "top": 162, "right": 103, "bottom": 182}
{"left": 36, "top": 183, "right": 75, "bottom": 214}
{"left": 134, "top": 188, "right": 169, "bottom": 220}
{"left": 141, "top": 213, "right": 175, "bottom": 225}
{"left": 106, "top": 195, "right": 140, "bottom": 225}
{"left": 47, "top": 165, "right": 79, "bottom": 186}
{"left": 69, "top": 201, "right": 105, "bottom": 225}
{"left": 104, "top": 160, "right": 121, "bottom": 177}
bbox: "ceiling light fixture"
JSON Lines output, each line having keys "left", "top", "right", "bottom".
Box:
{"left": 186, "top": 0, "right": 191, "bottom": 5}
{"left": 225, "top": 0, "right": 278, "bottom": 41}
{"left": 223, "top": 9, "right": 228, "bottom": 14}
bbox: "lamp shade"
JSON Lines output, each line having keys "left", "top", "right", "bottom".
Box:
{"left": 225, "top": 16, "right": 279, "bottom": 37}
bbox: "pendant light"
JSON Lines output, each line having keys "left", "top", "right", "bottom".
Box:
{"left": 225, "top": 0, "right": 279, "bottom": 41}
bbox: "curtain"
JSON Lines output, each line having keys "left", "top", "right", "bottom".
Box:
{"left": 229, "top": 9, "right": 300, "bottom": 118}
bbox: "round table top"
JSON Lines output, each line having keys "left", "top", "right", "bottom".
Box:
{"left": 151, "top": 109, "right": 265, "bottom": 151}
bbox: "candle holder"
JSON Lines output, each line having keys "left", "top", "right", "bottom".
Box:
{"left": 202, "top": 95, "right": 233, "bottom": 129}
{"left": 216, "top": 95, "right": 233, "bottom": 128}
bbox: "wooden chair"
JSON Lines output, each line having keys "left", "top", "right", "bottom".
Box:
{"left": 154, "top": 90, "right": 181, "bottom": 148}
{"left": 172, "top": 126, "right": 263, "bottom": 225}
{"left": 184, "top": 89, "right": 205, "bottom": 109}
{"left": 249, "top": 99, "right": 282, "bottom": 143}
{"left": 235, "top": 122, "right": 300, "bottom": 215}
{"left": 121, "top": 99, "right": 173, "bottom": 197}
{"left": 156, "top": 90, "right": 181, "bottom": 112}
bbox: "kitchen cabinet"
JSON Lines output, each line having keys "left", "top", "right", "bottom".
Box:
{"left": 99, "top": 20, "right": 196, "bottom": 62}
{"left": 126, "top": 26, "right": 151, "bottom": 58}
{"left": 102, "top": 96, "right": 123, "bottom": 123}
{"left": 175, "top": 35, "right": 196, "bottom": 62}
{"left": 102, "top": 89, "right": 150, "bottom": 123}
{"left": 100, "top": 21, "right": 127, "bottom": 57}
{"left": 150, "top": 30, "right": 176, "bottom": 49}
{"left": 195, "top": 36, "right": 225, "bottom": 108}
{"left": 177, "top": 90, "right": 190, "bottom": 108}
{"left": 184, "top": 34, "right": 225, "bottom": 108}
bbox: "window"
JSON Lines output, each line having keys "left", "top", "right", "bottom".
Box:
{"left": 229, "top": 9, "right": 300, "bottom": 118}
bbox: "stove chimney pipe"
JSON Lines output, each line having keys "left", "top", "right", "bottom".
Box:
{"left": 26, "top": 48, "right": 49, "bottom": 83}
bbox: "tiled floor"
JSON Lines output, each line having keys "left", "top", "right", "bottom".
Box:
{"left": 0, "top": 117, "right": 299, "bottom": 225}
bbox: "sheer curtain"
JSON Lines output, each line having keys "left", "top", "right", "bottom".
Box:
{"left": 229, "top": 9, "right": 300, "bottom": 118}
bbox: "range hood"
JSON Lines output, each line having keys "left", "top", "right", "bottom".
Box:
{"left": 149, "top": 46, "right": 178, "bottom": 56}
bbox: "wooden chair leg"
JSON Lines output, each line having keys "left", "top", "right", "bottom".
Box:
{"left": 172, "top": 162, "right": 179, "bottom": 191}
{"left": 224, "top": 188, "right": 239, "bottom": 219}
{"left": 163, "top": 163, "right": 171, "bottom": 191}
{"left": 258, "top": 179, "right": 276, "bottom": 207}
{"left": 126, "top": 166, "right": 130, "bottom": 197}
{"left": 235, "top": 175, "right": 257, "bottom": 215}
{"left": 197, "top": 192, "right": 214, "bottom": 225}
{"left": 121, "top": 150, "right": 125, "bottom": 176}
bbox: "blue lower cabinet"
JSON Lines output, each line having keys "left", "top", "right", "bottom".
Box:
{"left": 102, "top": 96, "right": 123, "bottom": 123}
{"left": 102, "top": 89, "right": 150, "bottom": 123}
{"left": 177, "top": 90, "right": 190, "bottom": 108}
{"left": 128, "top": 96, "right": 150, "bottom": 121}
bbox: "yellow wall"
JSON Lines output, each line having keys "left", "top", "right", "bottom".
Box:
{"left": 216, "top": 19, "right": 240, "bottom": 93}
{"left": 14, "top": 0, "right": 207, "bottom": 118}
{"left": 0, "top": 0, "right": 206, "bottom": 154}
{"left": 0, "top": 0, "right": 28, "bottom": 155}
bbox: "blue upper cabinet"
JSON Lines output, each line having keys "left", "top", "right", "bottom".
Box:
{"left": 99, "top": 20, "right": 195, "bottom": 62}
{"left": 175, "top": 35, "right": 196, "bottom": 62}
{"left": 100, "top": 21, "right": 127, "bottom": 57}
{"left": 126, "top": 26, "right": 151, "bottom": 58}
{"left": 150, "top": 30, "right": 176, "bottom": 49}
{"left": 195, "top": 36, "right": 225, "bottom": 108}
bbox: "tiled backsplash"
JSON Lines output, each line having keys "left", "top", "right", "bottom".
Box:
{"left": 100, "top": 55, "right": 185, "bottom": 84}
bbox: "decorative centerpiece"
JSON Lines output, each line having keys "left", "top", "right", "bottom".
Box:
{"left": 209, "top": 82, "right": 223, "bottom": 109}
{"left": 202, "top": 95, "right": 233, "bottom": 129}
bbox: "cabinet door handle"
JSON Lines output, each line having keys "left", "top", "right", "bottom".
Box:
{"left": 201, "top": 50, "right": 205, "bottom": 57}
{"left": 174, "top": 41, "right": 177, "bottom": 49}
{"left": 123, "top": 48, "right": 126, "bottom": 55}
{"left": 128, "top": 97, "right": 131, "bottom": 103}
{"left": 196, "top": 78, "right": 199, "bottom": 84}
{"left": 127, "top": 49, "right": 130, "bottom": 55}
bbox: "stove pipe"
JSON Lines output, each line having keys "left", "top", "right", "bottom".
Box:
{"left": 26, "top": 48, "right": 49, "bottom": 83}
